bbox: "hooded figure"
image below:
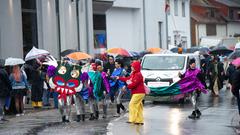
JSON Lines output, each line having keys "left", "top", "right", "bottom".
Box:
{"left": 118, "top": 61, "right": 145, "bottom": 125}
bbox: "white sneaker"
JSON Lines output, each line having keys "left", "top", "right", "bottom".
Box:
{"left": 21, "top": 113, "right": 24, "bottom": 116}
{"left": 16, "top": 114, "right": 20, "bottom": 117}
{"left": 113, "top": 113, "right": 120, "bottom": 117}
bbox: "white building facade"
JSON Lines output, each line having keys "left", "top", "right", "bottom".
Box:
{"left": 167, "top": 0, "right": 191, "bottom": 48}
{"left": 106, "top": 0, "right": 168, "bottom": 51}
{"left": 0, "top": 0, "right": 191, "bottom": 59}
{"left": 0, "top": 0, "right": 95, "bottom": 59}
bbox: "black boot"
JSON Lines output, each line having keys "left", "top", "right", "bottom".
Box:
{"left": 188, "top": 111, "right": 196, "bottom": 119}
{"left": 62, "top": 116, "right": 66, "bottom": 122}
{"left": 89, "top": 113, "right": 95, "bottom": 121}
{"left": 95, "top": 111, "right": 99, "bottom": 120}
{"left": 117, "top": 104, "right": 121, "bottom": 114}
{"left": 81, "top": 114, "right": 85, "bottom": 122}
{"left": 120, "top": 103, "right": 126, "bottom": 112}
{"left": 76, "top": 115, "right": 81, "bottom": 122}
{"left": 65, "top": 119, "right": 70, "bottom": 123}
{"left": 196, "top": 109, "right": 202, "bottom": 118}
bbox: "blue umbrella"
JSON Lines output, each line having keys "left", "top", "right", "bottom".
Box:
{"left": 129, "top": 51, "right": 140, "bottom": 57}
{"left": 170, "top": 47, "right": 187, "bottom": 53}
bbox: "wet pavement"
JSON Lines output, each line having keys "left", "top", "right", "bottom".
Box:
{"left": 0, "top": 103, "right": 120, "bottom": 135}
{"left": 107, "top": 88, "right": 240, "bottom": 135}
{"left": 0, "top": 87, "right": 240, "bottom": 135}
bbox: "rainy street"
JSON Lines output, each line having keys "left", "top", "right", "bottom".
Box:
{"left": 0, "top": 86, "right": 239, "bottom": 135}
{"left": 1, "top": 0, "right": 240, "bottom": 135}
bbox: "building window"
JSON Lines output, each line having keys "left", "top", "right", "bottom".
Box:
{"left": 158, "top": 22, "right": 162, "bottom": 48}
{"left": 210, "top": 9, "right": 215, "bottom": 17}
{"left": 181, "top": 36, "right": 187, "bottom": 48}
{"left": 174, "top": 0, "right": 178, "bottom": 16}
{"left": 93, "top": 15, "right": 107, "bottom": 48}
{"left": 182, "top": 1, "right": 185, "bottom": 17}
{"left": 206, "top": 24, "right": 216, "bottom": 36}
{"left": 229, "top": 9, "right": 234, "bottom": 19}
{"left": 21, "top": 0, "right": 38, "bottom": 56}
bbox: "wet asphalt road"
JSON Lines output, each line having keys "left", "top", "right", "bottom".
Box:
{"left": 0, "top": 87, "right": 240, "bottom": 135}
{"left": 107, "top": 88, "right": 240, "bottom": 135}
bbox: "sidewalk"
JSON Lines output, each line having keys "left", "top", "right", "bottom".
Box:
{"left": 1, "top": 100, "right": 129, "bottom": 135}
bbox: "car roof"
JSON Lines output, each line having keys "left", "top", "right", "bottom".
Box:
{"left": 143, "top": 53, "right": 199, "bottom": 57}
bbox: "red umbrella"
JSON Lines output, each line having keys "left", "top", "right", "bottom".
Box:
{"left": 107, "top": 48, "right": 130, "bottom": 56}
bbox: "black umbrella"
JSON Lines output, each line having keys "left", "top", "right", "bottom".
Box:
{"left": 228, "top": 50, "right": 240, "bottom": 59}
{"left": 209, "top": 46, "right": 233, "bottom": 55}
{"left": 60, "top": 49, "right": 78, "bottom": 57}
{"left": 187, "top": 47, "right": 199, "bottom": 53}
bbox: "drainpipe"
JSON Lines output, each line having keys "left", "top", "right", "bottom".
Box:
{"left": 76, "top": 0, "right": 81, "bottom": 51}
{"left": 85, "top": 0, "right": 89, "bottom": 53}
{"left": 142, "top": 0, "right": 147, "bottom": 50}
{"left": 55, "top": 0, "right": 62, "bottom": 59}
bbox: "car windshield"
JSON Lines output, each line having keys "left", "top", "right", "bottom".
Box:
{"left": 142, "top": 56, "right": 185, "bottom": 70}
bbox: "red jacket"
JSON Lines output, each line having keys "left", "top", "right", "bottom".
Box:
{"left": 119, "top": 61, "right": 145, "bottom": 94}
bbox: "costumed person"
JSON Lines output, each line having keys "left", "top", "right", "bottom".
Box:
{"left": 73, "top": 71, "right": 88, "bottom": 122}
{"left": 0, "top": 64, "right": 12, "bottom": 121}
{"left": 208, "top": 56, "right": 224, "bottom": 96}
{"left": 24, "top": 59, "right": 44, "bottom": 108}
{"left": 116, "top": 61, "right": 145, "bottom": 125}
{"left": 9, "top": 65, "right": 29, "bottom": 116}
{"left": 150, "top": 58, "right": 207, "bottom": 119}
{"left": 96, "top": 65, "right": 111, "bottom": 118}
{"left": 179, "top": 58, "right": 206, "bottom": 119}
{"left": 103, "top": 55, "right": 115, "bottom": 76}
{"left": 103, "top": 56, "right": 115, "bottom": 103}
{"left": 110, "top": 59, "right": 127, "bottom": 117}
{"left": 87, "top": 63, "right": 102, "bottom": 120}
{"left": 47, "top": 61, "right": 82, "bottom": 123}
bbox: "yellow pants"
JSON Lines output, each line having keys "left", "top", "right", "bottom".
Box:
{"left": 129, "top": 94, "right": 145, "bottom": 123}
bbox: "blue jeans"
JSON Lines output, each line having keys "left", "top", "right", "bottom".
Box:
{"left": 42, "top": 89, "right": 50, "bottom": 105}
{"left": 52, "top": 92, "right": 58, "bottom": 108}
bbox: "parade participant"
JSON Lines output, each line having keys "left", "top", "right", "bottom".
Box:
{"left": 179, "top": 58, "right": 206, "bottom": 119}
{"left": 150, "top": 58, "right": 207, "bottom": 119}
{"left": 208, "top": 56, "right": 224, "bottom": 96}
{"left": 97, "top": 65, "right": 110, "bottom": 118}
{"left": 73, "top": 72, "right": 87, "bottom": 122}
{"left": 87, "top": 63, "right": 103, "bottom": 120}
{"left": 110, "top": 59, "right": 127, "bottom": 117}
{"left": 116, "top": 61, "right": 145, "bottom": 125}
{"left": 0, "top": 64, "right": 12, "bottom": 121}
{"left": 48, "top": 62, "right": 82, "bottom": 122}
{"left": 104, "top": 55, "right": 115, "bottom": 76}
{"left": 9, "top": 65, "right": 29, "bottom": 116}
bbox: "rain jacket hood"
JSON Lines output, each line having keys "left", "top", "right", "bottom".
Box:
{"left": 131, "top": 61, "right": 141, "bottom": 73}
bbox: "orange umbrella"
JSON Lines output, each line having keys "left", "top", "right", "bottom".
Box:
{"left": 147, "top": 47, "right": 161, "bottom": 53}
{"left": 107, "top": 48, "right": 130, "bottom": 56}
{"left": 66, "top": 52, "right": 92, "bottom": 60}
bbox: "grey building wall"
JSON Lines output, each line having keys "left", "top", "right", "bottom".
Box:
{"left": 0, "top": 0, "right": 23, "bottom": 59}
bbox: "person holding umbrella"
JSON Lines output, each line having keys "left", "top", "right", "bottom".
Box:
{"left": 231, "top": 58, "right": 240, "bottom": 121}
{"left": 9, "top": 65, "right": 29, "bottom": 116}
{"left": 0, "top": 61, "right": 12, "bottom": 121}
{"left": 208, "top": 56, "right": 224, "bottom": 96}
